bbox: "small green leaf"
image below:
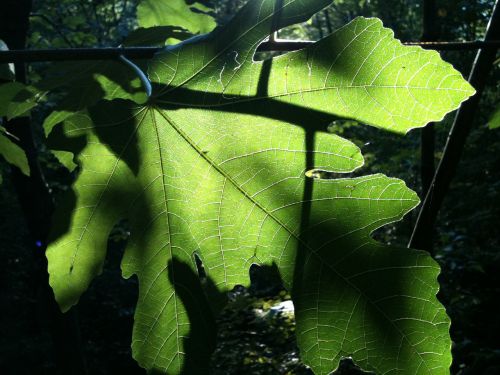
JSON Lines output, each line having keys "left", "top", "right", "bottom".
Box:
{"left": 488, "top": 105, "right": 500, "bottom": 129}
{"left": 137, "top": 0, "right": 216, "bottom": 34}
{"left": 53, "top": 150, "right": 77, "bottom": 172}
{"left": 43, "top": 110, "right": 74, "bottom": 137}
{"left": 0, "top": 82, "right": 42, "bottom": 120}
{"left": 0, "top": 131, "right": 30, "bottom": 176}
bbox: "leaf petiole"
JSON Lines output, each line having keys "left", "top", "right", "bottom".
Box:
{"left": 118, "top": 54, "right": 152, "bottom": 98}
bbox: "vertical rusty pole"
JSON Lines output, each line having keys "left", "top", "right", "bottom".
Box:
{"left": 420, "top": 1, "right": 438, "bottom": 201}
{"left": 414, "top": 0, "right": 438, "bottom": 252}
{"left": 410, "top": 1, "right": 500, "bottom": 251}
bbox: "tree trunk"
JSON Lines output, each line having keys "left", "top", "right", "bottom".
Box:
{"left": 0, "top": 1, "right": 87, "bottom": 373}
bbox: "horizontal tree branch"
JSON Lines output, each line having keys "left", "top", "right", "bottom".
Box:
{"left": 0, "top": 40, "right": 499, "bottom": 63}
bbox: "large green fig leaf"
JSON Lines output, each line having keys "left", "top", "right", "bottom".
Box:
{"left": 0, "top": 82, "right": 42, "bottom": 120}
{"left": 46, "top": 0, "right": 474, "bottom": 374}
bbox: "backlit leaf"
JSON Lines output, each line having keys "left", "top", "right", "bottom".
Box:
{"left": 46, "top": 1, "right": 474, "bottom": 374}
{"left": 0, "top": 82, "right": 42, "bottom": 120}
{"left": 137, "top": 0, "right": 216, "bottom": 35}
{"left": 0, "top": 130, "right": 30, "bottom": 176}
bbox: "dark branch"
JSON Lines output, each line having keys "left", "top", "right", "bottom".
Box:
{"left": 0, "top": 40, "right": 499, "bottom": 63}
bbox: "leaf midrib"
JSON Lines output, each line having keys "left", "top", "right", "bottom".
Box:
{"left": 149, "top": 109, "right": 182, "bottom": 370}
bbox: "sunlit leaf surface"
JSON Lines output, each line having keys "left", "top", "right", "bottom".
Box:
{"left": 46, "top": 0, "right": 474, "bottom": 374}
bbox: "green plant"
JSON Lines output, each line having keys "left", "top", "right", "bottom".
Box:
{"left": 1, "top": 0, "right": 476, "bottom": 374}
{"left": 0, "top": 126, "right": 30, "bottom": 180}
{"left": 488, "top": 105, "right": 500, "bottom": 129}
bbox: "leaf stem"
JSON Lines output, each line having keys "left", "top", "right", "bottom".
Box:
{"left": 118, "top": 54, "right": 152, "bottom": 98}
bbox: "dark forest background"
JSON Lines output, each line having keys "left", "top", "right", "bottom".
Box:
{"left": 0, "top": 0, "right": 499, "bottom": 374}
